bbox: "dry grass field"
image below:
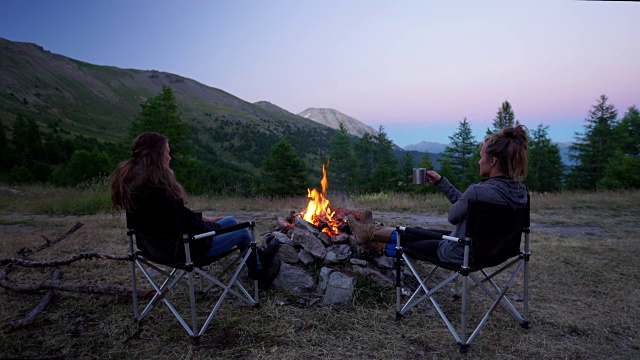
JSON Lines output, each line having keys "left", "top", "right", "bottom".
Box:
{"left": 1, "top": 186, "right": 639, "bottom": 359}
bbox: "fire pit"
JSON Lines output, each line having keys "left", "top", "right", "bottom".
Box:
{"left": 261, "top": 164, "right": 396, "bottom": 304}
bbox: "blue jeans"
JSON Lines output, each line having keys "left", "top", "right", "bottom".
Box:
{"left": 205, "top": 216, "right": 253, "bottom": 258}
{"left": 385, "top": 231, "right": 398, "bottom": 257}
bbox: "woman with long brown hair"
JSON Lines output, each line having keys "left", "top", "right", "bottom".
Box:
{"left": 111, "top": 132, "right": 280, "bottom": 286}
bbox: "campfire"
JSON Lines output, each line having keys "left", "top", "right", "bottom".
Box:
{"left": 264, "top": 163, "right": 397, "bottom": 304}
{"left": 299, "top": 163, "right": 344, "bottom": 236}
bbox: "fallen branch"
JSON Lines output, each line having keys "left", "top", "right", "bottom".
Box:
{"left": 2, "top": 268, "right": 61, "bottom": 334}
{"left": 0, "top": 275, "right": 154, "bottom": 298}
{"left": 1, "top": 252, "right": 129, "bottom": 267}
{"left": 1, "top": 222, "right": 155, "bottom": 333}
{"left": 17, "top": 222, "right": 84, "bottom": 257}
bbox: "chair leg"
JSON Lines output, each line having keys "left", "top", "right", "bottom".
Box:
{"left": 523, "top": 232, "right": 530, "bottom": 328}
{"left": 187, "top": 269, "right": 198, "bottom": 336}
{"left": 130, "top": 259, "right": 140, "bottom": 319}
{"left": 128, "top": 235, "right": 140, "bottom": 320}
{"left": 460, "top": 272, "right": 469, "bottom": 345}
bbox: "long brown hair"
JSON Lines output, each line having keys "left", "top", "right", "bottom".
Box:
{"left": 484, "top": 124, "right": 529, "bottom": 181}
{"left": 110, "top": 132, "right": 186, "bottom": 211}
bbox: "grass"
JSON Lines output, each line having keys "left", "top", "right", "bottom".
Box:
{"left": 1, "top": 185, "right": 640, "bottom": 359}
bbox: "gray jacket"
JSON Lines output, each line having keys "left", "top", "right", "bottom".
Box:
{"left": 435, "top": 176, "right": 528, "bottom": 264}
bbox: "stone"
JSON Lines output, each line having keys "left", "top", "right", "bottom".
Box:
{"left": 291, "top": 227, "right": 326, "bottom": 259}
{"left": 330, "top": 232, "right": 351, "bottom": 244}
{"left": 323, "top": 244, "right": 352, "bottom": 264}
{"left": 349, "top": 258, "right": 368, "bottom": 266}
{"left": 298, "top": 249, "right": 315, "bottom": 265}
{"left": 352, "top": 265, "right": 394, "bottom": 288}
{"left": 318, "top": 232, "right": 331, "bottom": 246}
{"left": 323, "top": 271, "right": 355, "bottom": 304}
{"left": 277, "top": 243, "right": 300, "bottom": 264}
{"left": 272, "top": 262, "right": 316, "bottom": 293}
{"left": 294, "top": 216, "right": 321, "bottom": 235}
{"left": 272, "top": 231, "right": 294, "bottom": 246}
{"left": 374, "top": 255, "right": 395, "bottom": 269}
{"left": 277, "top": 217, "right": 294, "bottom": 229}
{"left": 317, "top": 266, "right": 333, "bottom": 292}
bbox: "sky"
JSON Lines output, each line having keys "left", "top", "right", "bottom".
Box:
{"left": 1, "top": 0, "right": 638, "bottom": 147}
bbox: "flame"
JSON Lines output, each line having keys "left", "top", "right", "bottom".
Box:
{"left": 301, "top": 163, "right": 340, "bottom": 235}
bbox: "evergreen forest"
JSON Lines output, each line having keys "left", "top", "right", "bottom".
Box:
{"left": 1, "top": 87, "right": 639, "bottom": 195}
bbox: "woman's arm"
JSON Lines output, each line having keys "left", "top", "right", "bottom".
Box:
{"left": 183, "top": 207, "right": 220, "bottom": 233}
{"left": 435, "top": 177, "right": 463, "bottom": 204}
{"left": 447, "top": 185, "right": 478, "bottom": 225}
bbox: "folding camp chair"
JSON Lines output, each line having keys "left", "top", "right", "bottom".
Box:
{"left": 394, "top": 195, "right": 530, "bottom": 351}
{"left": 126, "top": 198, "right": 259, "bottom": 341}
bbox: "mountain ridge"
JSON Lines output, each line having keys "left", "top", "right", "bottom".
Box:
{"left": 297, "top": 107, "right": 378, "bottom": 138}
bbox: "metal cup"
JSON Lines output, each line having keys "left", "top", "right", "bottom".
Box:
{"left": 412, "top": 168, "right": 426, "bottom": 185}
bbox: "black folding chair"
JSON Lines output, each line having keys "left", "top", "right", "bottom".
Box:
{"left": 394, "top": 196, "right": 531, "bottom": 351}
{"left": 126, "top": 198, "right": 259, "bottom": 341}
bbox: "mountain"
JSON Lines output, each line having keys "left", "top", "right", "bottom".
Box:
{"left": 404, "top": 139, "right": 574, "bottom": 167}
{"left": 297, "top": 107, "right": 377, "bottom": 138}
{"left": 404, "top": 141, "right": 448, "bottom": 153}
{"left": 0, "top": 37, "right": 337, "bottom": 172}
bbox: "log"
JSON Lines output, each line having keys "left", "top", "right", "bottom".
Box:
{"left": 0, "top": 222, "right": 155, "bottom": 334}
{"left": 1, "top": 268, "right": 61, "bottom": 334}
{"left": 1, "top": 252, "right": 129, "bottom": 267}
{"left": 17, "top": 222, "right": 84, "bottom": 257}
{"left": 0, "top": 276, "right": 154, "bottom": 298}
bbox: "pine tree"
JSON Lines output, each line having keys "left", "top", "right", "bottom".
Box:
{"left": 11, "top": 115, "right": 44, "bottom": 167}
{"left": 368, "top": 126, "right": 398, "bottom": 192}
{"left": 443, "top": 118, "right": 478, "bottom": 188}
{"left": 526, "top": 124, "right": 564, "bottom": 192}
{"left": 616, "top": 105, "right": 640, "bottom": 157}
{"left": 598, "top": 105, "right": 640, "bottom": 189}
{"left": 0, "top": 123, "right": 9, "bottom": 172}
{"left": 568, "top": 95, "right": 619, "bottom": 190}
{"left": 487, "top": 100, "right": 517, "bottom": 135}
{"left": 398, "top": 151, "right": 415, "bottom": 191}
{"left": 327, "top": 122, "right": 359, "bottom": 193}
{"left": 130, "top": 85, "right": 189, "bottom": 149}
{"left": 259, "top": 139, "right": 308, "bottom": 197}
{"left": 419, "top": 152, "right": 434, "bottom": 170}
{"left": 130, "top": 85, "right": 193, "bottom": 186}
{"left": 353, "top": 132, "right": 376, "bottom": 190}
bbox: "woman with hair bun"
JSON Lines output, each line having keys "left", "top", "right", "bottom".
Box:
{"left": 348, "top": 124, "right": 529, "bottom": 264}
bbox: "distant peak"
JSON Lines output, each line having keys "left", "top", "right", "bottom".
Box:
{"left": 297, "top": 108, "right": 377, "bottom": 138}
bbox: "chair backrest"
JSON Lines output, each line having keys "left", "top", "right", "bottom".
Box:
{"left": 126, "top": 197, "right": 189, "bottom": 266}
{"left": 465, "top": 194, "right": 530, "bottom": 268}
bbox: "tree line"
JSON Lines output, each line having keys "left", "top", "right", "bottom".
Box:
{"left": 432, "top": 95, "right": 639, "bottom": 192}
{"left": 1, "top": 87, "right": 638, "bottom": 195}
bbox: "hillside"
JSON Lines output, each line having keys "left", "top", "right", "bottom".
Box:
{"left": 0, "top": 37, "right": 336, "bottom": 173}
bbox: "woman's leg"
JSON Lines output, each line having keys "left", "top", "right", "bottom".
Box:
{"left": 205, "top": 216, "right": 253, "bottom": 258}
{"left": 403, "top": 240, "right": 442, "bottom": 261}
{"left": 383, "top": 229, "right": 450, "bottom": 257}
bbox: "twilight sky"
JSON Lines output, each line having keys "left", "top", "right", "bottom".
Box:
{"left": 1, "top": 0, "right": 638, "bottom": 147}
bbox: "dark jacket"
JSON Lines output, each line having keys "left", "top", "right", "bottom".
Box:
{"left": 129, "top": 187, "right": 220, "bottom": 260}
{"left": 435, "top": 176, "right": 528, "bottom": 263}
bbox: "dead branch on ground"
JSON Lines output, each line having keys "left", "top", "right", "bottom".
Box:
{"left": 1, "top": 222, "right": 153, "bottom": 333}
{"left": 2, "top": 268, "right": 61, "bottom": 334}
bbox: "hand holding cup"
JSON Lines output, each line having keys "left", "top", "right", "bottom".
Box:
{"left": 426, "top": 170, "right": 441, "bottom": 185}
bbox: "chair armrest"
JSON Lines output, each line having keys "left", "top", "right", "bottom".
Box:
{"left": 396, "top": 226, "right": 460, "bottom": 242}
{"left": 193, "top": 221, "right": 255, "bottom": 240}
